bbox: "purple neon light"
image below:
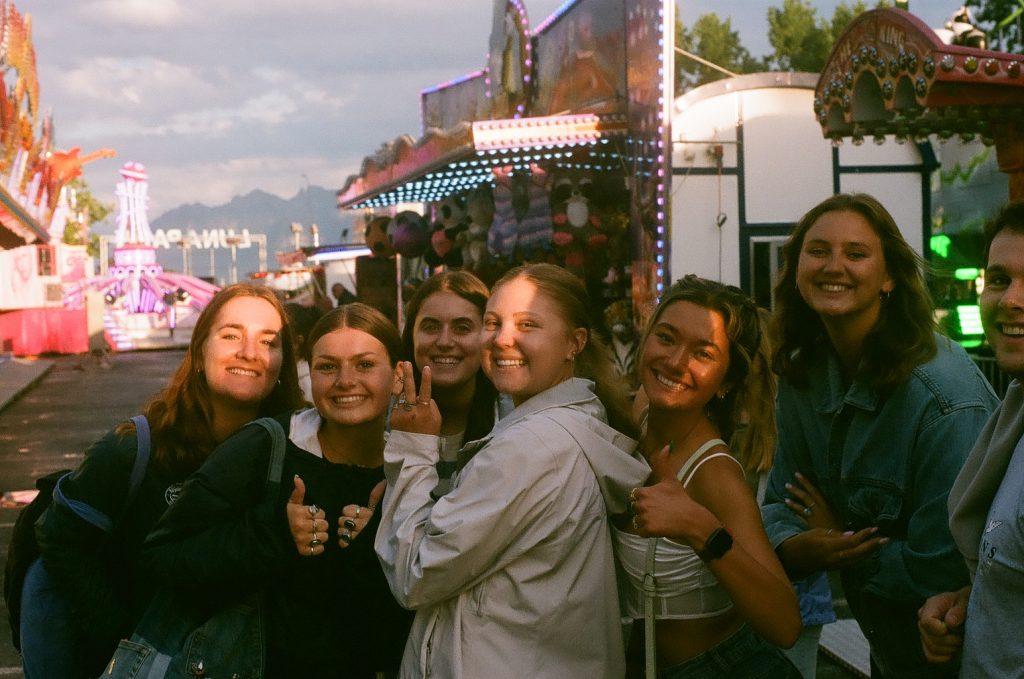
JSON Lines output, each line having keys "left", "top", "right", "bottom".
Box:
{"left": 533, "top": 0, "right": 579, "bottom": 34}
{"left": 421, "top": 69, "right": 486, "bottom": 96}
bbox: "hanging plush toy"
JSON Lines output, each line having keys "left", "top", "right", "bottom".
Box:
{"left": 603, "top": 299, "right": 637, "bottom": 390}
{"left": 458, "top": 185, "right": 495, "bottom": 271}
{"left": 388, "top": 211, "right": 429, "bottom": 258}
{"left": 364, "top": 216, "right": 395, "bottom": 258}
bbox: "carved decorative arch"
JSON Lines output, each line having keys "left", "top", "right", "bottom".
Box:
{"left": 816, "top": 8, "right": 1024, "bottom": 198}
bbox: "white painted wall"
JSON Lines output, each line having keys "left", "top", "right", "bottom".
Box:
{"left": 670, "top": 78, "right": 927, "bottom": 290}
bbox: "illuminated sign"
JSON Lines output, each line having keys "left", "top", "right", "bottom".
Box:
{"left": 151, "top": 228, "right": 253, "bottom": 249}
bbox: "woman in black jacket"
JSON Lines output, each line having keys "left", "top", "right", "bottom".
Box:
{"left": 142, "top": 303, "right": 413, "bottom": 678}
{"left": 31, "top": 284, "right": 303, "bottom": 679}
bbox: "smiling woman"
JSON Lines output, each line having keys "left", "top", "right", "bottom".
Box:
{"left": 30, "top": 284, "right": 304, "bottom": 679}
{"left": 762, "top": 193, "right": 1000, "bottom": 677}
{"left": 376, "top": 263, "right": 648, "bottom": 679}
{"left": 141, "top": 302, "right": 412, "bottom": 678}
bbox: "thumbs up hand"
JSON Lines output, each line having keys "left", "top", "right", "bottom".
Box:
{"left": 337, "top": 480, "right": 387, "bottom": 550}
{"left": 631, "top": 445, "right": 721, "bottom": 547}
{"left": 287, "top": 475, "right": 327, "bottom": 557}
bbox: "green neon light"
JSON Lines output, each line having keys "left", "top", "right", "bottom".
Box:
{"left": 954, "top": 267, "right": 981, "bottom": 281}
{"left": 959, "top": 339, "right": 983, "bottom": 348}
{"left": 930, "top": 234, "right": 952, "bottom": 258}
{"left": 957, "top": 305, "right": 984, "bottom": 336}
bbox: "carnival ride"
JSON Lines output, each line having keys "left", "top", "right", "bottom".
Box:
{"left": 64, "top": 162, "right": 219, "bottom": 350}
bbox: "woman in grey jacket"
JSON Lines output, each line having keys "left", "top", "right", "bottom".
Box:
{"left": 376, "top": 264, "right": 649, "bottom": 679}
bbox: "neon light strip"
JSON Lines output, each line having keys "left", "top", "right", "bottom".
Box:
{"left": 533, "top": 0, "right": 580, "bottom": 35}
{"left": 421, "top": 70, "right": 486, "bottom": 96}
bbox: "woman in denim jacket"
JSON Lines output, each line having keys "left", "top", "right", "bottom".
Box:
{"left": 761, "top": 194, "right": 999, "bottom": 678}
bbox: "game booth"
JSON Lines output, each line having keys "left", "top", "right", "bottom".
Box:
{"left": 337, "top": 0, "right": 675, "bottom": 377}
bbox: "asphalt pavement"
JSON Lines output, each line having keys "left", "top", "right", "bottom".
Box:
{"left": 0, "top": 349, "right": 184, "bottom": 676}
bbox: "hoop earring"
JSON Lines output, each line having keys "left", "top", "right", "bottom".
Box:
{"left": 879, "top": 289, "right": 893, "bottom": 301}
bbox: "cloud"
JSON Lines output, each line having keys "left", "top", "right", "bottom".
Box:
{"left": 80, "top": 0, "right": 186, "bottom": 28}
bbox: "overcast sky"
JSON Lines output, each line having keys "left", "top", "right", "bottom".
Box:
{"left": 23, "top": 0, "right": 950, "bottom": 221}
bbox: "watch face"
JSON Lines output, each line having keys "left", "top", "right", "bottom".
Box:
{"left": 703, "top": 527, "right": 733, "bottom": 560}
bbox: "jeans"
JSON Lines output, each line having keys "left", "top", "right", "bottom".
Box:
{"left": 659, "top": 625, "right": 802, "bottom": 679}
{"left": 781, "top": 624, "right": 822, "bottom": 679}
{"left": 20, "top": 558, "right": 81, "bottom": 679}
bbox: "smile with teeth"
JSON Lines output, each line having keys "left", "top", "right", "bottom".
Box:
{"left": 999, "top": 324, "right": 1024, "bottom": 337}
{"left": 226, "top": 367, "right": 259, "bottom": 377}
{"left": 431, "top": 357, "right": 462, "bottom": 365}
{"left": 330, "top": 395, "right": 367, "bottom": 404}
{"left": 818, "top": 283, "right": 851, "bottom": 292}
{"left": 495, "top": 359, "right": 526, "bottom": 367}
{"left": 653, "top": 370, "right": 684, "bottom": 390}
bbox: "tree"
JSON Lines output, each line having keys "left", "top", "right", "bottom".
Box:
{"left": 768, "top": 0, "right": 832, "bottom": 72}
{"left": 967, "top": 0, "right": 1024, "bottom": 52}
{"left": 62, "top": 177, "right": 112, "bottom": 258}
{"left": 675, "top": 13, "right": 762, "bottom": 93}
{"left": 830, "top": 1, "right": 872, "bottom": 43}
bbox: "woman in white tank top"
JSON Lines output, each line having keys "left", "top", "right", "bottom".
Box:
{"left": 621, "top": 275, "right": 801, "bottom": 678}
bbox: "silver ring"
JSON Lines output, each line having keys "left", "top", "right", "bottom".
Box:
{"left": 310, "top": 538, "right": 321, "bottom": 548}
{"left": 803, "top": 506, "right": 813, "bottom": 517}
{"left": 355, "top": 506, "right": 362, "bottom": 519}
{"left": 308, "top": 504, "right": 319, "bottom": 517}
{"left": 417, "top": 399, "right": 430, "bottom": 406}
{"left": 631, "top": 515, "right": 639, "bottom": 531}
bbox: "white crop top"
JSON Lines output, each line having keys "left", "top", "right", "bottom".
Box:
{"left": 612, "top": 439, "right": 740, "bottom": 620}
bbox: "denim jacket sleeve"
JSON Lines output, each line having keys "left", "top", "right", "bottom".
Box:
{"left": 858, "top": 402, "right": 989, "bottom": 600}
{"left": 761, "top": 384, "right": 812, "bottom": 549}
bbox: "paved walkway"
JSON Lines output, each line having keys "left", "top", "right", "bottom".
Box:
{"left": 0, "top": 358, "right": 53, "bottom": 415}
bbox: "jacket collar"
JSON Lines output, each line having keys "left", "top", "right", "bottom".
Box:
{"left": 468, "top": 378, "right": 600, "bottom": 446}
{"left": 814, "top": 348, "right": 880, "bottom": 414}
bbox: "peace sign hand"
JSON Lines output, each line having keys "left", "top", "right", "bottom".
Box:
{"left": 390, "top": 362, "right": 441, "bottom": 436}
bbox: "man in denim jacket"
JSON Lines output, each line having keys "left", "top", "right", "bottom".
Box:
{"left": 920, "top": 203, "right": 1024, "bottom": 678}
{"left": 763, "top": 337, "right": 998, "bottom": 678}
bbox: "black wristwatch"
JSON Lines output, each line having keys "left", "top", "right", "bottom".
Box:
{"left": 697, "top": 527, "right": 733, "bottom": 562}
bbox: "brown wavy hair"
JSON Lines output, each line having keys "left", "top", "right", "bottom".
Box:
{"left": 639, "top": 275, "right": 776, "bottom": 473}
{"left": 122, "top": 283, "right": 304, "bottom": 479}
{"left": 307, "top": 302, "right": 402, "bottom": 368}
{"left": 492, "top": 264, "right": 635, "bottom": 437}
{"left": 402, "top": 271, "right": 498, "bottom": 442}
{"left": 772, "top": 193, "right": 936, "bottom": 393}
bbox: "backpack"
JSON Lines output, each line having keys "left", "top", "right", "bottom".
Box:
{"left": 3, "top": 414, "right": 152, "bottom": 650}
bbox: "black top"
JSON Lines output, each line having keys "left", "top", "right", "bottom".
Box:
{"left": 142, "top": 413, "right": 412, "bottom": 679}
{"left": 35, "top": 424, "right": 182, "bottom": 676}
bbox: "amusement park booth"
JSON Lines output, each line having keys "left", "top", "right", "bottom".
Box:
{"left": 338, "top": 0, "right": 674, "bottom": 343}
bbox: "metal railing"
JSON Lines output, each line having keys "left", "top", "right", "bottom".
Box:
{"left": 971, "top": 355, "right": 1012, "bottom": 399}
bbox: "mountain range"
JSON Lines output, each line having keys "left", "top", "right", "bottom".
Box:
{"left": 146, "top": 185, "right": 357, "bottom": 282}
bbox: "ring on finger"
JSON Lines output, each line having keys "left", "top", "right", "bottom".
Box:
{"left": 343, "top": 518, "right": 356, "bottom": 530}
{"left": 308, "top": 504, "right": 319, "bottom": 517}
{"left": 355, "top": 506, "right": 362, "bottom": 519}
{"left": 340, "top": 531, "right": 352, "bottom": 543}
{"left": 803, "top": 506, "right": 813, "bottom": 517}
{"left": 310, "top": 538, "right": 321, "bottom": 548}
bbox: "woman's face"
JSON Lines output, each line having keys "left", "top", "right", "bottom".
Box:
{"left": 640, "top": 300, "right": 730, "bottom": 413}
{"left": 796, "top": 210, "right": 894, "bottom": 326}
{"left": 201, "top": 296, "right": 284, "bottom": 412}
{"left": 413, "top": 290, "right": 484, "bottom": 391}
{"left": 482, "top": 277, "right": 583, "bottom": 406}
{"left": 310, "top": 327, "right": 394, "bottom": 427}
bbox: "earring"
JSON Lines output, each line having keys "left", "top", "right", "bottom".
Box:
{"left": 879, "top": 289, "right": 893, "bottom": 301}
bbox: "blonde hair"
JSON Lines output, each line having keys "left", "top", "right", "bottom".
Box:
{"left": 492, "top": 264, "right": 635, "bottom": 437}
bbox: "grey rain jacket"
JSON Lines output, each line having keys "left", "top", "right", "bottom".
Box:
{"left": 376, "top": 378, "right": 649, "bottom": 679}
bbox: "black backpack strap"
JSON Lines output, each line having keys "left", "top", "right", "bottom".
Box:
{"left": 52, "top": 415, "right": 153, "bottom": 534}
{"left": 127, "top": 415, "right": 151, "bottom": 504}
{"left": 251, "top": 417, "right": 287, "bottom": 500}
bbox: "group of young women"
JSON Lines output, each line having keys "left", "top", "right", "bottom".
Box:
{"left": 25, "top": 192, "right": 996, "bottom": 678}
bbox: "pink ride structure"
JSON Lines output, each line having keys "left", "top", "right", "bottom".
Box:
{"left": 64, "top": 162, "right": 219, "bottom": 350}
